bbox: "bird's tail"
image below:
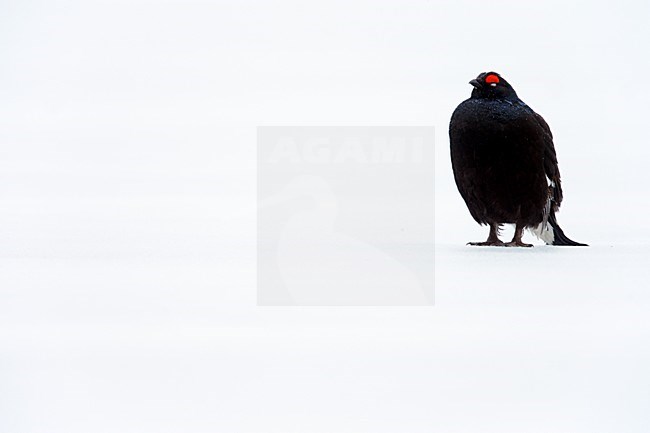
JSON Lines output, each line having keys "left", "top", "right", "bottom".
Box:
{"left": 531, "top": 209, "right": 588, "bottom": 246}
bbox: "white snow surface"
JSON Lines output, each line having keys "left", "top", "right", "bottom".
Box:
{"left": 2, "top": 1, "right": 650, "bottom": 432}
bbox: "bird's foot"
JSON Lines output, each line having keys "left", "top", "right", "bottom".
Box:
{"left": 504, "top": 240, "right": 533, "bottom": 248}
{"left": 467, "top": 240, "right": 506, "bottom": 247}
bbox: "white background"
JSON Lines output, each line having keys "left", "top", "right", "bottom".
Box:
{"left": 258, "top": 126, "right": 434, "bottom": 305}
{"left": 1, "top": 0, "right": 649, "bottom": 432}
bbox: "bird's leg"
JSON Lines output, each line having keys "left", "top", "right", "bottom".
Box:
{"left": 468, "top": 223, "right": 505, "bottom": 246}
{"left": 505, "top": 223, "right": 533, "bottom": 247}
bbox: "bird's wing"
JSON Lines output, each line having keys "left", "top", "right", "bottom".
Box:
{"left": 531, "top": 110, "right": 563, "bottom": 210}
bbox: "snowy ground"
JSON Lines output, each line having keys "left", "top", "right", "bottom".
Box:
{"left": 2, "top": 190, "right": 649, "bottom": 433}
{"left": 2, "top": 0, "right": 650, "bottom": 432}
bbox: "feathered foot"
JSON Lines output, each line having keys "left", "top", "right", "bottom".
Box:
{"left": 505, "top": 224, "right": 533, "bottom": 247}
{"left": 468, "top": 223, "right": 505, "bottom": 246}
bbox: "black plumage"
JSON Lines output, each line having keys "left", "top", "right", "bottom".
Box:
{"left": 449, "top": 71, "right": 586, "bottom": 247}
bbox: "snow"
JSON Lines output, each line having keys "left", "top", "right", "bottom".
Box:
{"left": 2, "top": 0, "right": 650, "bottom": 432}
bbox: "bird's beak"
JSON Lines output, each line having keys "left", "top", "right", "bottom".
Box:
{"left": 469, "top": 79, "right": 481, "bottom": 89}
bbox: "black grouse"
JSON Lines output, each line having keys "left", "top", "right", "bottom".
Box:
{"left": 449, "top": 71, "right": 586, "bottom": 247}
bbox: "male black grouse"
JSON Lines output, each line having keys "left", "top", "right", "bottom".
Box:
{"left": 449, "top": 71, "right": 586, "bottom": 247}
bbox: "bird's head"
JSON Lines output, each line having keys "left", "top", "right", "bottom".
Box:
{"left": 469, "top": 72, "right": 518, "bottom": 100}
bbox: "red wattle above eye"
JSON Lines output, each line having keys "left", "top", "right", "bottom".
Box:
{"left": 485, "top": 74, "right": 500, "bottom": 84}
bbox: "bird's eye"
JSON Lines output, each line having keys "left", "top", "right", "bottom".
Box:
{"left": 485, "top": 74, "right": 500, "bottom": 86}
